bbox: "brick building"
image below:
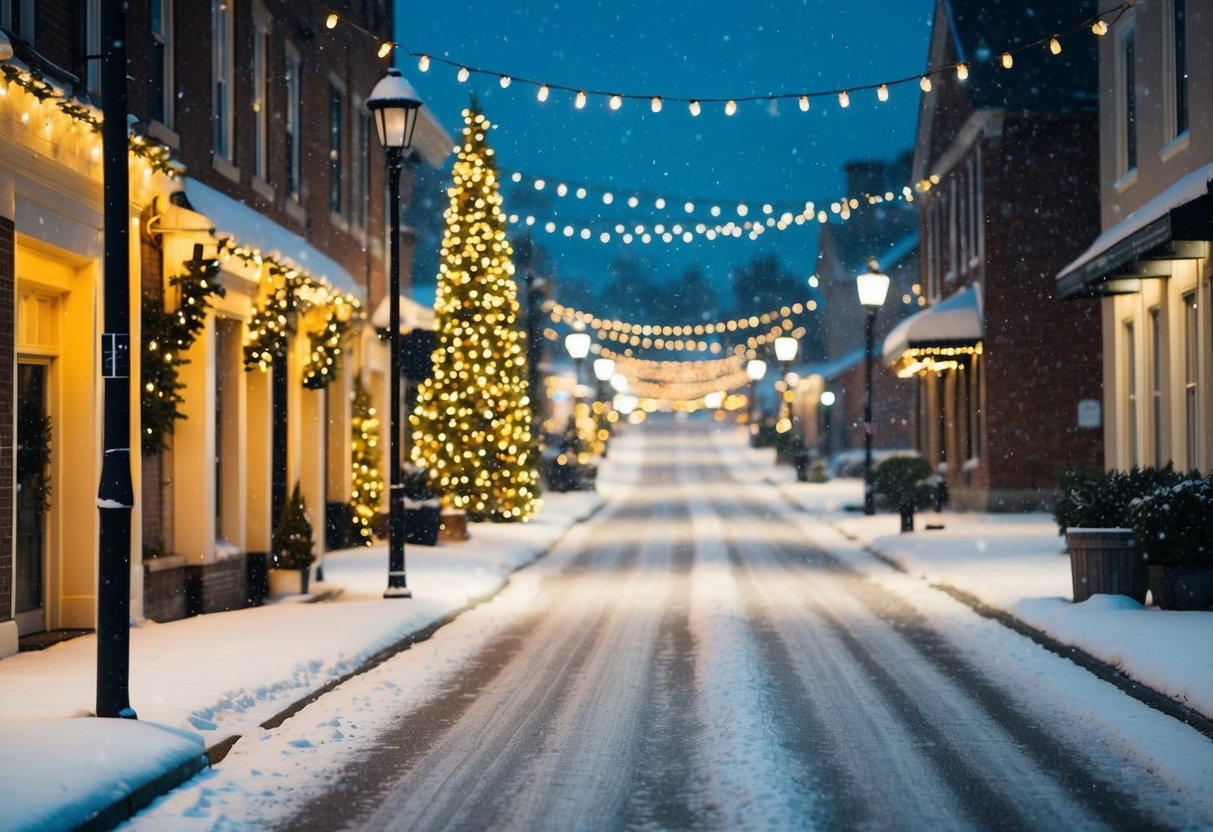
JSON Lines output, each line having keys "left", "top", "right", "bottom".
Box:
{"left": 0, "top": 2, "right": 449, "bottom": 656}
{"left": 891, "top": 0, "right": 1106, "bottom": 511}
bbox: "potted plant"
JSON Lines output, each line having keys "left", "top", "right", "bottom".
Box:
{"left": 269, "top": 482, "right": 316, "bottom": 595}
{"left": 1052, "top": 465, "right": 1185, "bottom": 604}
{"left": 874, "top": 456, "right": 934, "bottom": 532}
{"left": 789, "top": 434, "right": 812, "bottom": 482}
{"left": 1129, "top": 475, "right": 1213, "bottom": 610}
{"left": 402, "top": 464, "right": 442, "bottom": 546}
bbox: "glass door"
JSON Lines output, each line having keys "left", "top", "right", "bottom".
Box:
{"left": 15, "top": 362, "right": 50, "bottom": 634}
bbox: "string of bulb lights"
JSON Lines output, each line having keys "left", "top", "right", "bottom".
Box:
{"left": 550, "top": 299, "right": 815, "bottom": 337}
{"left": 323, "top": 2, "right": 1135, "bottom": 117}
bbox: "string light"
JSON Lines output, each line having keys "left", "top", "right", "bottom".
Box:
{"left": 838, "top": 91, "right": 850, "bottom": 108}
{"left": 724, "top": 99, "right": 737, "bottom": 116}
{"left": 418, "top": 54, "right": 430, "bottom": 72}
{"left": 377, "top": 42, "right": 392, "bottom": 58}
{"left": 327, "top": 2, "right": 1140, "bottom": 119}
{"left": 537, "top": 84, "right": 550, "bottom": 102}
{"left": 575, "top": 90, "right": 587, "bottom": 109}
{"left": 325, "top": 12, "right": 338, "bottom": 29}
{"left": 919, "top": 76, "right": 931, "bottom": 92}
{"left": 877, "top": 84, "right": 889, "bottom": 102}
{"left": 610, "top": 94, "right": 623, "bottom": 110}
{"left": 499, "top": 75, "right": 512, "bottom": 89}
{"left": 1001, "top": 52, "right": 1014, "bottom": 69}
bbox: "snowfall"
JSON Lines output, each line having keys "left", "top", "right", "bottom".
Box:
{"left": 0, "top": 424, "right": 1210, "bottom": 831}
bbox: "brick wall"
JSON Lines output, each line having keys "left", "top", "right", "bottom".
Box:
{"left": 981, "top": 114, "right": 1105, "bottom": 506}
{"left": 0, "top": 217, "right": 13, "bottom": 622}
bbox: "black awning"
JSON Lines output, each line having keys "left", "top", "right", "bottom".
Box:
{"left": 1057, "top": 165, "right": 1213, "bottom": 300}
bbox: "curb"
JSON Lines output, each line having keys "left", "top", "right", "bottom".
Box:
{"left": 77, "top": 752, "right": 209, "bottom": 832}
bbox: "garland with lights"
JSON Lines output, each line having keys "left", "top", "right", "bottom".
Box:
{"left": 349, "top": 376, "right": 383, "bottom": 546}
{"left": 141, "top": 255, "right": 226, "bottom": 455}
{"left": 323, "top": 2, "right": 1135, "bottom": 116}
{"left": 244, "top": 267, "right": 301, "bottom": 371}
{"left": 302, "top": 311, "right": 349, "bottom": 390}
{"left": 410, "top": 103, "right": 539, "bottom": 522}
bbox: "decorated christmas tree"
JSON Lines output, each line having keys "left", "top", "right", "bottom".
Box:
{"left": 349, "top": 376, "right": 382, "bottom": 546}
{"left": 410, "top": 102, "right": 539, "bottom": 522}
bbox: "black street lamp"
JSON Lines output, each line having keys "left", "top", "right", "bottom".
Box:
{"left": 565, "top": 331, "right": 591, "bottom": 408}
{"left": 819, "top": 390, "right": 835, "bottom": 458}
{"left": 745, "top": 357, "right": 767, "bottom": 444}
{"left": 368, "top": 68, "right": 423, "bottom": 599}
{"left": 592, "top": 356, "right": 615, "bottom": 456}
{"left": 857, "top": 259, "right": 890, "bottom": 515}
{"left": 773, "top": 335, "right": 798, "bottom": 459}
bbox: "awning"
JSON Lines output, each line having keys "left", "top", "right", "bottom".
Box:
{"left": 174, "top": 178, "right": 360, "bottom": 297}
{"left": 883, "top": 284, "right": 983, "bottom": 373}
{"left": 371, "top": 294, "right": 436, "bottom": 332}
{"left": 1057, "top": 161, "right": 1213, "bottom": 299}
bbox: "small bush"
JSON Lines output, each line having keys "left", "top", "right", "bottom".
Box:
{"left": 1052, "top": 464, "right": 1189, "bottom": 535}
{"left": 875, "top": 456, "right": 933, "bottom": 511}
{"left": 1128, "top": 476, "right": 1213, "bottom": 567}
{"left": 272, "top": 482, "right": 315, "bottom": 570}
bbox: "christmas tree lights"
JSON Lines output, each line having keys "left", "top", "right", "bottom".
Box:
{"left": 350, "top": 377, "right": 383, "bottom": 546}
{"left": 410, "top": 103, "right": 539, "bottom": 522}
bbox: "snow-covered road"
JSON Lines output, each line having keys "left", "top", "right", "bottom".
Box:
{"left": 127, "top": 420, "right": 1213, "bottom": 830}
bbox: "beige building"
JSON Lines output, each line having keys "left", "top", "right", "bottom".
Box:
{"left": 1057, "top": 0, "right": 1212, "bottom": 473}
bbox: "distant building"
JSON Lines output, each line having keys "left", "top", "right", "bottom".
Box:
{"left": 0, "top": 2, "right": 449, "bottom": 656}
{"left": 892, "top": 0, "right": 1105, "bottom": 511}
{"left": 804, "top": 156, "right": 918, "bottom": 457}
{"left": 1056, "top": 0, "right": 1211, "bottom": 473}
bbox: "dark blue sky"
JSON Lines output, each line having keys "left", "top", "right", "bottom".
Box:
{"left": 397, "top": 0, "right": 935, "bottom": 295}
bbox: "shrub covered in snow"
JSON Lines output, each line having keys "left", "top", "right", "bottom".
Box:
{"left": 1128, "top": 475, "right": 1213, "bottom": 567}
{"left": 1052, "top": 464, "right": 1188, "bottom": 535}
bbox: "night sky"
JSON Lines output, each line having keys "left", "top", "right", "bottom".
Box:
{"left": 396, "top": 0, "right": 935, "bottom": 301}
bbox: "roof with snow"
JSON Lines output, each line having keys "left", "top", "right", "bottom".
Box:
{"left": 883, "top": 283, "right": 983, "bottom": 365}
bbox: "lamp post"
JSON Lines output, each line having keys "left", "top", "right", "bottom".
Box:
{"left": 368, "top": 68, "right": 424, "bottom": 599}
{"left": 773, "top": 335, "right": 798, "bottom": 460}
{"left": 745, "top": 357, "right": 767, "bottom": 444}
{"left": 592, "top": 356, "right": 615, "bottom": 456}
{"left": 819, "top": 390, "right": 836, "bottom": 458}
{"left": 565, "top": 331, "right": 591, "bottom": 403}
{"left": 857, "top": 259, "right": 890, "bottom": 515}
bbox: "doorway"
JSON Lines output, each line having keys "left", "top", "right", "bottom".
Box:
{"left": 15, "top": 362, "right": 51, "bottom": 635}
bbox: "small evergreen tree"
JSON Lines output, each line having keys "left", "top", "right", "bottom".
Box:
{"left": 349, "top": 377, "right": 383, "bottom": 546}
{"left": 272, "top": 482, "right": 315, "bottom": 570}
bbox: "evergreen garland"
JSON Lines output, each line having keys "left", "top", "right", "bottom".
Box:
{"left": 349, "top": 377, "right": 383, "bottom": 546}
{"left": 244, "top": 268, "right": 300, "bottom": 371}
{"left": 140, "top": 254, "right": 224, "bottom": 456}
{"left": 301, "top": 311, "right": 348, "bottom": 390}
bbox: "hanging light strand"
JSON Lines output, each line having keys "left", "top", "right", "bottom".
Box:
{"left": 322, "top": 2, "right": 1138, "bottom": 116}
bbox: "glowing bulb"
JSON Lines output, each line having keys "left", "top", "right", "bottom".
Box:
{"left": 956, "top": 63, "right": 969, "bottom": 80}
{"left": 799, "top": 95, "right": 810, "bottom": 112}
{"left": 325, "top": 12, "right": 338, "bottom": 29}
{"left": 457, "top": 66, "right": 470, "bottom": 83}
{"left": 418, "top": 55, "right": 430, "bottom": 72}
{"left": 651, "top": 96, "right": 662, "bottom": 113}
{"left": 537, "top": 84, "right": 550, "bottom": 102}
{"left": 1049, "top": 37, "right": 1062, "bottom": 55}
{"left": 499, "top": 75, "right": 512, "bottom": 88}
{"left": 609, "top": 94, "right": 622, "bottom": 110}
{"left": 1092, "top": 19, "right": 1108, "bottom": 36}
{"left": 575, "top": 90, "right": 587, "bottom": 109}
{"left": 1001, "top": 52, "right": 1014, "bottom": 69}
{"left": 377, "top": 42, "right": 392, "bottom": 58}
{"left": 838, "top": 90, "right": 850, "bottom": 108}
{"left": 877, "top": 84, "right": 889, "bottom": 102}
{"left": 724, "top": 99, "right": 737, "bottom": 116}
{"left": 689, "top": 100, "right": 701, "bottom": 116}
{"left": 919, "top": 76, "right": 932, "bottom": 92}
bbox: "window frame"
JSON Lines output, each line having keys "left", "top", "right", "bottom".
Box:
{"left": 1125, "top": 319, "right": 1139, "bottom": 467}
{"left": 1114, "top": 15, "right": 1138, "bottom": 181}
{"left": 1183, "top": 291, "right": 1198, "bottom": 470}
{"left": 212, "top": 0, "right": 236, "bottom": 165}
{"left": 148, "top": 0, "right": 174, "bottom": 129}
{"left": 1149, "top": 306, "right": 1164, "bottom": 465}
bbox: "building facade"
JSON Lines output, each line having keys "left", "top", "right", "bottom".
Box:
{"left": 1057, "top": 0, "right": 1212, "bottom": 474}
{"left": 893, "top": 0, "right": 1106, "bottom": 511}
{"left": 1, "top": 2, "right": 448, "bottom": 657}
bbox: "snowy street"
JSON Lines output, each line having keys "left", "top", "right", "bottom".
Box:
{"left": 126, "top": 421, "right": 1213, "bottom": 831}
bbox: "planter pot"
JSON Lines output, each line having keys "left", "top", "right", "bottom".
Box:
{"left": 404, "top": 505, "right": 441, "bottom": 546}
{"left": 1148, "top": 564, "right": 1213, "bottom": 611}
{"left": 268, "top": 567, "right": 311, "bottom": 597}
{"left": 439, "top": 511, "right": 470, "bottom": 542}
{"left": 1066, "top": 528, "right": 1146, "bottom": 604}
{"left": 794, "top": 453, "right": 811, "bottom": 482}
